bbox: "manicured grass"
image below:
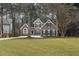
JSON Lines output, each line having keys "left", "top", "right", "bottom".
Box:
{"left": 0, "top": 37, "right": 79, "bottom": 56}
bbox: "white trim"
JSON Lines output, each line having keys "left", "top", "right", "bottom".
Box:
{"left": 41, "top": 20, "right": 57, "bottom": 29}
{"left": 20, "top": 23, "right": 28, "bottom": 30}
{"left": 33, "top": 18, "right": 43, "bottom": 24}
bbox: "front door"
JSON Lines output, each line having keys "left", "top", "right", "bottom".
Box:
{"left": 35, "top": 29, "right": 41, "bottom": 35}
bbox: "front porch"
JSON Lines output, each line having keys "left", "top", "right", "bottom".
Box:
{"left": 30, "top": 29, "right": 57, "bottom": 37}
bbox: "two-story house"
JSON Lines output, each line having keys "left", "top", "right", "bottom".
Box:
{"left": 20, "top": 18, "right": 58, "bottom": 37}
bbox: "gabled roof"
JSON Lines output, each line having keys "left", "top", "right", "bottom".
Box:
{"left": 33, "top": 18, "right": 43, "bottom": 24}
{"left": 41, "top": 20, "right": 57, "bottom": 29}
{"left": 20, "top": 23, "right": 28, "bottom": 30}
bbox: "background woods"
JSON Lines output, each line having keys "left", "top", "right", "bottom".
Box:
{"left": 0, "top": 3, "right": 79, "bottom": 37}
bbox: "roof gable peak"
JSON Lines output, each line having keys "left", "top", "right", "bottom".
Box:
{"left": 47, "top": 20, "right": 52, "bottom": 23}
{"left": 33, "top": 18, "right": 43, "bottom": 24}
{"left": 41, "top": 19, "right": 56, "bottom": 29}
{"left": 20, "top": 23, "right": 28, "bottom": 30}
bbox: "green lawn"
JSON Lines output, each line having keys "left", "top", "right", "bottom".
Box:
{"left": 0, "top": 37, "right": 79, "bottom": 56}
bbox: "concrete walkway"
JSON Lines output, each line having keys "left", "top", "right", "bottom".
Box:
{"left": 0, "top": 36, "right": 28, "bottom": 40}
{"left": 31, "top": 35, "right": 43, "bottom": 38}
{"left": 0, "top": 35, "right": 43, "bottom": 40}
{"left": 0, "top": 38, "right": 13, "bottom": 40}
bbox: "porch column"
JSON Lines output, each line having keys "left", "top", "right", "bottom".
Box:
{"left": 52, "top": 29, "right": 55, "bottom": 36}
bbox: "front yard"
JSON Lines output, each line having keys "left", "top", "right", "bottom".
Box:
{"left": 0, "top": 37, "right": 79, "bottom": 56}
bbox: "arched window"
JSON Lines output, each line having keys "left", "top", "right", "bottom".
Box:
{"left": 36, "top": 22, "right": 41, "bottom": 27}
{"left": 34, "top": 20, "right": 42, "bottom": 28}
{"left": 23, "top": 28, "right": 28, "bottom": 35}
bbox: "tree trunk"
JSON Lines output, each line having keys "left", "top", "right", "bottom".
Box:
{"left": 1, "top": 15, "right": 3, "bottom": 37}
{"left": 28, "top": 13, "right": 31, "bottom": 38}
{"left": 61, "top": 31, "right": 65, "bottom": 37}
{"left": 10, "top": 4, "right": 16, "bottom": 37}
{"left": 11, "top": 13, "right": 16, "bottom": 37}
{"left": 1, "top": 4, "right": 3, "bottom": 37}
{"left": 12, "top": 18, "right": 15, "bottom": 37}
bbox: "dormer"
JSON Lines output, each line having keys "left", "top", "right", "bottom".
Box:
{"left": 20, "top": 23, "right": 28, "bottom": 35}
{"left": 41, "top": 20, "right": 57, "bottom": 30}
{"left": 33, "top": 18, "right": 43, "bottom": 28}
